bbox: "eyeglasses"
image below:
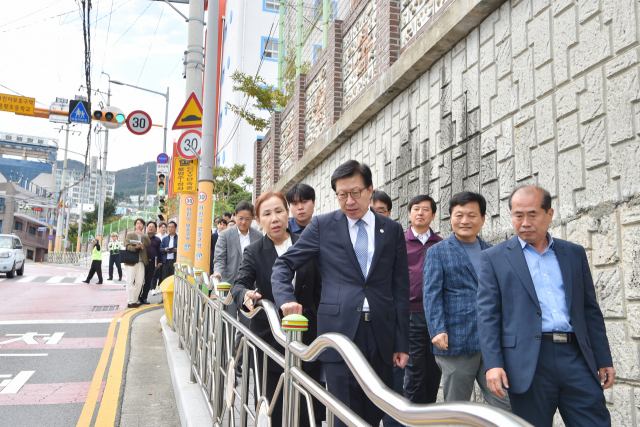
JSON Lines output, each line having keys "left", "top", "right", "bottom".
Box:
{"left": 336, "top": 187, "right": 367, "bottom": 201}
{"left": 375, "top": 209, "right": 388, "bottom": 214}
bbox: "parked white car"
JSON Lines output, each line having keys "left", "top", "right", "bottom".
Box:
{"left": 0, "top": 235, "right": 25, "bottom": 278}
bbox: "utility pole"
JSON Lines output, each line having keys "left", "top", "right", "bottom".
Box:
{"left": 55, "top": 124, "right": 70, "bottom": 252}
{"left": 96, "top": 81, "right": 111, "bottom": 246}
{"left": 63, "top": 197, "right": 71, "bottom": 253}
{"left": 194, "top": 0, "right": 218, "bottom": 273}
{"left": 185, "top": 0, "right": 205, "bottom": 97}
{"left": 76, "top": 171, "right": 85, "bottom": 252}
{"left": 142, "top": 166, "right": 154, "bottom": 212}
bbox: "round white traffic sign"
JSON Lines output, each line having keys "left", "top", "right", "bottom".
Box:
{"left": 126, "top": 110, "right": 152, "bottom": 135}
{"left": 177, "top": 130, "right": 202, "bottom": 159}
{"left": 198, "top": 192, "right": 207, "bottom": 203}
{"left": 185, "top": 196, "right": 195, "bottom": 206}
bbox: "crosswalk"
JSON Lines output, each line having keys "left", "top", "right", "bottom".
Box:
{"left": 0, "top": 275, "right": 127, "bottom": 285}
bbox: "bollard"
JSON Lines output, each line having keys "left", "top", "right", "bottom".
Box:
{"left": 282, "top": 314, "right": 308, "bottom": 427}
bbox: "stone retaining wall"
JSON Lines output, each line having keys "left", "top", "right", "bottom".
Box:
{"left": 257, "top": 0, "right": 640, "bottom": 422}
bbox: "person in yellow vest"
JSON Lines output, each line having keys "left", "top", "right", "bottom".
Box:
{"left": 82, "top": 238, "right": 103, "bottom": 284}
{"left": 107, "top": 233, "right": 123, "bottom": 282}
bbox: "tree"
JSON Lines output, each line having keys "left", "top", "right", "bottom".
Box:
{"left": 211, "top": 164, "right": 254, "bottom": 216}
{"left": 228, "top": 44, "right": 310, "bottom": 132}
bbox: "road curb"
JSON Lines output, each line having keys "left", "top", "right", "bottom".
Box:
{"left": 160, "top": 315, "right": 211, "bottom": 427}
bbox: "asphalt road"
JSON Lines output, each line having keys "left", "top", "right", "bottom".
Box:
{"left": 0, "top": 261, "right": 163, "bottom": 427}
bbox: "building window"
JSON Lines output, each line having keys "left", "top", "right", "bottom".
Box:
{"left": 230, "top": 10, "right": 233, "bottom": 23}
{"left": 221, "top": 69, "right": 224, "bottom": 85}
{"left": 28, "top": 226, "right": 36, "bottom": 236}
{"left": 227, "top": 56, "right": 230, "bottom": 69}
{"left": 26, "top": 249, "right": 34, "bottom": 260}
{"left": 263, "top": 0, "right": 279, "bottom": 12}
{"left": 261, "top": 37, "right": 279, "bottom": 61}
{"left": 225, "top": 102, "right": 228, "bottom": 115}
{"left": 14, "top": 221, "right": 22, "bottom": 232}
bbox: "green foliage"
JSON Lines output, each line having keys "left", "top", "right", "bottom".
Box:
{"left": 113, "top": 161, "right": 156, "bottom": 196}
{"left": 81, "top": 198, "right": 120, "bottom": 232}
{"left": 212, "top": 164, "right": 253, "bottom": 216}
{"left": 228, "top": 44, "right": 310, "bottom": 132}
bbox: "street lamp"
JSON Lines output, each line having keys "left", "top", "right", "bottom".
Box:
{"left": 109, "top": 80, "right": 170, "bottom": 154}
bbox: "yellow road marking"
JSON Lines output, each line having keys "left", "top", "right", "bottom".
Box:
{"left": 76, "top": 310, "right": 129, "bottom": 427}
{"left": 94, "top": 305, "right": 156, "bottom": 426}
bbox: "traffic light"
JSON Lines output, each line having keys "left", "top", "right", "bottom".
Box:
{"left": 157, "top": 173, "right": 166, "bottom": 221}
{"left": 92, "top": 106, "right": 125, "bottom": 129}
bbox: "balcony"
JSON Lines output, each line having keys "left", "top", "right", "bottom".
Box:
{"left": 12, "top": 229, "right": 49, "bottom": 248}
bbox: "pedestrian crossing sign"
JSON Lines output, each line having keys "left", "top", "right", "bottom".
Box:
{"left": 69, "top": 100, "right": 90, "bottom": 124}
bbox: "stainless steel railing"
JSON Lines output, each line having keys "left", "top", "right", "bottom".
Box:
{"left": 171, "top": 263, "right": 533, "bottom": 427}
{"left": 45, "top": 251, "right": 92, "bottom": 266}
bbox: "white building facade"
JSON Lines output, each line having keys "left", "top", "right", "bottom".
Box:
{"left": 215, "top": 0, "right": 281, "bottom": 176}
{"left": 54, "top": 156, "right": 115, "bottom": 208}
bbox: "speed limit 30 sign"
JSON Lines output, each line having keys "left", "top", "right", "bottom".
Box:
{"left": 126, "top": 110, "right": 152, "bottom": 135}
{"left": 177, "top": 130, "right": 202, "bottom": 159}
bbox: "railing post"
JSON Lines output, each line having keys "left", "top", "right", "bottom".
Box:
{"left": 177, "top": 265, "right": 185, "bottom": 349}
{"left": 189, "top": 268, "right": 204, "bottom": 384}
{"left": 212, "top": 281, "right": 231, "bottom": 424}
{"left": 282, "top": 314, "right": 308, "bottom": 427}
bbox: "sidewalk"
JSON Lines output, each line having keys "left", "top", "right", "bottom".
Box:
{"left": 119, "top": 308, "right": 181, "bottom": 427}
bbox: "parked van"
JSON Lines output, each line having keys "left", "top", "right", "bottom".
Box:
{"left": 0, "top": 234, "right": 25, "bottom": 278}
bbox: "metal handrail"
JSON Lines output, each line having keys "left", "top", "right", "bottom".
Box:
{"left": 171, "top": 266, "right": 534, "bottom": 427}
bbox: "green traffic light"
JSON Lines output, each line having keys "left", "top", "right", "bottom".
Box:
{"left": 116, "top": 114, "right": 125, "bottom": 124}
{"left": 157, "top": 189, "right": 165, "bottom": 197}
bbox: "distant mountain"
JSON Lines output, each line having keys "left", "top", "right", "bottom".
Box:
{"left": 113, "top": 161, "right": 157, "bottom": 196}
{"left": 56, "top": 159, "right": 86, "bottom": 172}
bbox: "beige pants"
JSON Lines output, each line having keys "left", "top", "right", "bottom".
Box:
{"left": 126, "top": 262, "right": 145, "bottom": 303}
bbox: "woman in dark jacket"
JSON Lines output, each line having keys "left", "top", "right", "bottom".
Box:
{"left": 231, "top": 190, "right": 323, "bottom": 427}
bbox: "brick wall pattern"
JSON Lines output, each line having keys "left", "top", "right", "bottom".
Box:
{"left": 266, "top": 0, "right": 640, "bottom": 423}
{"left": 306, "top": 65, "right": 328, "bottom": 145}
{"left": 343, "top": 2, "right": 378, "bottom": 107}
{"left": 401, "top": 0, "right": 447, "bottom": 48}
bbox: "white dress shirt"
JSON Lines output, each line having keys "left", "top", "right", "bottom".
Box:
{"left": 238, "top": 228, "right": 251, "bottom": 254}
{"left": 274, "top": 235, "right": 296, "bottom": 288}
{"left": 347, "top": 208, "right": 376, "bottom": 312}
{"left": 167, "top": 235, "right": 176, "bottom": 260}
{"left": 411, "top": 226, "right": 431, "bottom": 245}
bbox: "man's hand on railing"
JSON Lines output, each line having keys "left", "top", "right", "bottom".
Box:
{"left": 211, "top": 273, "right": 221, "bottom": 281}
{"left": 486, "top": 367, "right": 509, "bottom": 398}
{"left": 393, "top": 352, "right": 409, "bottom": 369}
{"left": 280, "top": 302, "right": 303, "bottom": 316}
{"left": 243, "top": 290, "right": 262, "bottom": 312}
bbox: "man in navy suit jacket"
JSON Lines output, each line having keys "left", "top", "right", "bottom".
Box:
{"left": 272, "top": 160, "right": 410, "bottom": 427}
{"left": 478, "top": 186, "right": 614, "bottom": 427}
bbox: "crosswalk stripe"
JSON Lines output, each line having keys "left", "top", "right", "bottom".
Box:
{"left": 16, "top": 276, "right": 39, "bottom": 282}
{"left": 45, "top": 276, "right": 66, "bottom": 284}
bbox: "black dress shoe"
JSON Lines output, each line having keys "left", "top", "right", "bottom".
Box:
{"left": 97, "top": 282, "right": 103, "bottom": 285}
{"left": 82, "top": 280, "right": 90, "bottom": 284}
{"left": 127, "top": 302, "right": 141, "bottom": 308}
{"left": 107, "top": 277, "right": 113, "bottom": 281}
{"left": 139, "top": 298, "right": 150, "bottom": 305}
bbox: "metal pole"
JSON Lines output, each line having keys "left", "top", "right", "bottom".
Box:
{"left": 163, "top": 87, "right": 170, "bottom": 154}
{"left": 64, "top": 199, "right": 71, "bottom": 253}
{"left": 297, "top": 0, "right": 303, "bottom": 76}
{"left": 76, "top": 172, "right": 85, "bottom": 252}
{"left": 322, "top": 0, "right": 329, "bottom": 49}
{"left": 194, "top": 0, "right": 218, "bottom": 273}
{"left": 96, "top": 87, "right": 110, "bottom": 246}
{"left": 143, "top": 166, "right": 149, "bottom": 211}
{"left": 185, "top": 0, "right": 205, "bottom": 98}
{"left": 55, "top": 124, "right": 70, "bottom": 252}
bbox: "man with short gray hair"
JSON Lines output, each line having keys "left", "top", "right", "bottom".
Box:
{"left": 478, "top": 185, "right": 614, "bottom": 426}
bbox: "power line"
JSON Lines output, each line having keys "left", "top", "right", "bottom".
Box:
{"left": 100, "top": 0, "right": 114, "bottom": 73}
{"left": 0, "top": 0, "right": 64, "bottom": 29}
{"left": 111, "top": 2, "right": 153, "bottom": 46}
{"left": 0, "top": 83, "right": 49, "bottom": 107}
{"left": 135, "top": 4, "right": 164, "bottom": 89}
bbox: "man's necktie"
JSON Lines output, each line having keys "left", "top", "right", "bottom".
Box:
{"left": 355, "top": 219, "right": 368, "bottom": 278}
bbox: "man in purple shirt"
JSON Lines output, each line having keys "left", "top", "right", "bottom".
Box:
{"left": 404, "top": 195, "right": 443, "bottom": 404}
{"left": 140, "top": 221, "right": 162, "bottom": 305}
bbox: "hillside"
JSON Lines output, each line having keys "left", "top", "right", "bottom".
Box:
{"left": 113, "top": 161, "right": 157, "bottom": 196}
{"left": 56, "top": 159, "right": 86, "bottom": 172}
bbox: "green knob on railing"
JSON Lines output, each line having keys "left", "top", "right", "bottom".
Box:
{"left": 217, "top": 282, "right": 231, "bottom": 292}
{"left": 282, "top": 314, "right": 308, "bottom": 332}
{"left": 194, "top": 268, "right": 204, "bottom": 275}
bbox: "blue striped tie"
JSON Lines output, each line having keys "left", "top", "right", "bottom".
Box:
{"left": 355, "top": 219, "right": 368, "bottom": 278}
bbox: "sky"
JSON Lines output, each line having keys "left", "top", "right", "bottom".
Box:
{"left": 0, "top": 0, "right": 197, "bottom": 171}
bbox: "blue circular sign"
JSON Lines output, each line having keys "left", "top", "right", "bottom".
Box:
{"left": 157, "top": 153, "right": 169, "bottom": 164}
{"left": 48, "top": 235, "right": 54, "bottom": 240}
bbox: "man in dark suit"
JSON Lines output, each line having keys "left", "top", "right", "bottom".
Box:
{"left": 423, "top": 192, "right": 510, "bottom": 410}
{"left": 272, "top": 160, "right": 410, "bottom": 427}
{"left": 159, "top": 221, "right": 178, "bottom": 279}
{"left": 478, "top": 185, "right": 614, "bottom": 426}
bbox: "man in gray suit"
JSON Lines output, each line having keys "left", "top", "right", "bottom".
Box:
{"left": 212, "top": 201, "right": 262, "bottom": 285}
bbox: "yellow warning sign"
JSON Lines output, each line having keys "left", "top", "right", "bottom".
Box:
{"left": 172, "top": 92, "right": 203, "bottom": 130}
{"left": 172, "top": 158, "right": 198, "bottom": 193}
{"left": 0, "top": 94, "right": 35, "bottom": 116}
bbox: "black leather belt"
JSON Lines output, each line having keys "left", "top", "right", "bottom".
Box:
{"left": 542, "top": 332, "right": 576, "bottom": 343}
{"left": 361, "top": 312, "right": 372, "bottom": 322}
